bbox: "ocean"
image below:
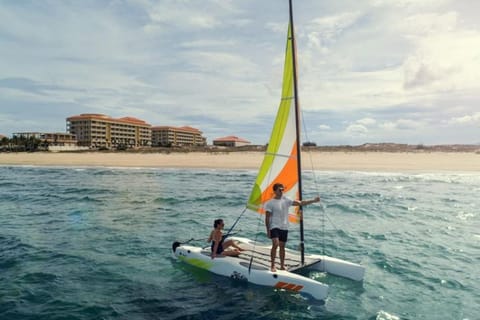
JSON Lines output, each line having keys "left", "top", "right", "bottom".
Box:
{"left": 0, "top": 165, "right": 478, "bottom": 320}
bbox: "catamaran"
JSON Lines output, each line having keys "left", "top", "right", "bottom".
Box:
{"left": 172, "top": 0, "right": 365, "bottom": 300}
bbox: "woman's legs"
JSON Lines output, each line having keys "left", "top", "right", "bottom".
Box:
{"left": 222, "top": 239, "right": 245, "bottom": 251}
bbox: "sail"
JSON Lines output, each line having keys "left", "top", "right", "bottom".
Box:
{"left": 247, "top": 22, "right": 300, "bottom": 223}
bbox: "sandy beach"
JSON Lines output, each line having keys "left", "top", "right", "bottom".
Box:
{"left": 0, "top": 151, "right": 479, "bottom": 172}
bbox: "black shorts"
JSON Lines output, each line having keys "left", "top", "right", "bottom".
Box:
{"left": 270, "top": 228, "right": 288, "bottom": 242}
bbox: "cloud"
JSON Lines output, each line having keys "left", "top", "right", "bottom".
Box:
{"left": 371, "top": 0, "right": 451, "bottom": 9}
{"left": 387, "top": 118, "right": 423, "bottom": 130}
{"left": 0, "top": 0, "right": 479, "bottom": 145}
{"left": 307, "top": 11, "right": 364, "bottom": 48}
{"left": 346, "top": 123, "right": 368, "bottom": 135}
{"left": 343, "top": 118, "right": 377, "bottom": 136}
{"left": 448, "top": 112, "right": 480, "bottom": 125}
{"left": 0, "top": 77, "right": 56, "bottom": 95}
{"left": 402, "top": 12, "right": 480, "bottom": 92}
{"left": 356, "top": 118, "right": 376, "bottom": 126}
{"left": 318, "top": 124, "right": 331, "bottom": 130}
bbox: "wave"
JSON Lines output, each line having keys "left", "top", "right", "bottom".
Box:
{"left": 2, "top": 166, "right": 479, "bottom": 319}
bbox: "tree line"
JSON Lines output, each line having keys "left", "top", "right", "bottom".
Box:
{"left": 0, "top": 136, "right": 47, "bottom": 152}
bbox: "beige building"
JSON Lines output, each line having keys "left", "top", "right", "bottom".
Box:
{"left": 13, "top": 132, "right": 76, "bottom": 144}
{"left": 66, "top": 113, "right": 151, "bottom": 149}
{"left": 213, "top": 135, "right": 251, "bottom": 147}
{"left": 11, "top": 132, "right": 78, "bottom": 151}
{"left": 12, "top": 132, "right": 43, "bottom": 139}
{"left": 151, "top": 126, "right": 206, "bottom": 147}
{"left": 41, "top": 133, "right": 81, "bottom": 151}
{"left": 40, "top": 133, "right": 77, "bottom": 146}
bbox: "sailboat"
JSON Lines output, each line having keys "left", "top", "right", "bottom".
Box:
{"left": 172, "top": 0, "right": 365, "bottom": 300}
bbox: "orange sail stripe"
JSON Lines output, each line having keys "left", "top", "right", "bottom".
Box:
{"left": 288, "top": 212, "right": 300, "bottom": 223}
{"left": 257, "top": 143, "right": 301, "bottom": 224}
{"left": 258, "top": 142, "right": 299, "bottom": 209}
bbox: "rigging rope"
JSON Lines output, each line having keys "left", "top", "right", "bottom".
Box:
{"left": 223, "top": 207, "right": 247, "bottom": 239}
{"left": 221, "top": 200, "right": 262, "bottom": 275}
{"left": 301, "top": 112, "right": 345, "bottom": 256}
{"left": 301, "top": 110, "right": 327, "bottom": 256}
{"left": 247, "top": 212, "right": 266, "bottom": 274}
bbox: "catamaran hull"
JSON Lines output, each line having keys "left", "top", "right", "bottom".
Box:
{"left": 231, "top": 237, "right": 365, "bottom": 282}
{"left": 300, "top": 253, "right": 365, "bottom": 282}
{"left": 172, "top": 237, "right": 364, "bottom": 300}
{"left": 172, "top": 243, "right": 328, "bottom": 300}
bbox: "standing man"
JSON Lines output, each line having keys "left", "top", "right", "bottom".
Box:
{"left": 264, "top": 183, "right": 320, "bottom": 272}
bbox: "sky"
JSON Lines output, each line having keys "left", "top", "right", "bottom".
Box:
{"left": 1, "top": 0, "right": 479, "bottom": 145}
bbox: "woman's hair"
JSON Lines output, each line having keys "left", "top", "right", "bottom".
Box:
{"left": 214, "top": 219, "right": 223, "bottom": 228}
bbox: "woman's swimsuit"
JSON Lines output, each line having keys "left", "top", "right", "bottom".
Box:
{"left": 211, "top": 239, "right": 224, "bottom": 254}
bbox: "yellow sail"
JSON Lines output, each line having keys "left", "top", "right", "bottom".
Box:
{"left": 246, "top": 22, "right": 300, "bottom": 223}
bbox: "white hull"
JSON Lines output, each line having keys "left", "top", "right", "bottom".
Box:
{"left": 172, "top": 237, "right": 364, "bottom": 300}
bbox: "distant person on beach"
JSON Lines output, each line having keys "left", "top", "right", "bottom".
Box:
{"left": 264, "top": 183, "right": 320, "bottom": 272}
{"left": 208, "top": 219, "right": 245, "bottom": 259}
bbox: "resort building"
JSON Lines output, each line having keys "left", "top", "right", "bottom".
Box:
{"left": 151, "top": 126, "right": 206, "bottom": 147}
{"left": 213, "top": 136, "right": 251, "bottom": 147}
{"left": 40, "top": 133, "right": 82, "bottom": 151}
{"left": 10, "top": 132, "right": 79, "bottom": 151}
{"left": 39, "top": 133, "right": 77, "bottom": 146}
{"left": 12, "top": 132, "right": 43, "bottom": 139}
{"left": 66, "top": 114, "right": 151, "bottom": 149}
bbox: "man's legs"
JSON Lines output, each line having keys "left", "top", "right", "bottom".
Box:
{"left": 270, "top": 237, "right": 279, "bottom": 272}
{"left": 279, "top": 241, "right": 286, "bottom": 270}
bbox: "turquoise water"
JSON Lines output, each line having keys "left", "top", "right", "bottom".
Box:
{"left": 1, "top": 165, "right": 478, "bottom": 319}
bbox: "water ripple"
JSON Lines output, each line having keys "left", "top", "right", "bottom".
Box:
{"left": 1, "top": 167, "right": 479, "bottom": 319}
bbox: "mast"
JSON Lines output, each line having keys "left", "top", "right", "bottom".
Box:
{"left": 288, "top": 0, "right": 305, "bottom": 265}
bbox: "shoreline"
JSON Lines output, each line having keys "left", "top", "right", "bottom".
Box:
{"left": 1, "top": 151, "right": 479, "bottom": 172}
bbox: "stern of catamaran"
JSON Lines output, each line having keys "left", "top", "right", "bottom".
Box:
{"left": 172, "top": 241, "right": 181, "bottom": 253}
{"left": 296, "top": 253, "right": 365, "bottom": 281}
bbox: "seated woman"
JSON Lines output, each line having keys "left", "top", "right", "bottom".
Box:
{"left": 208, "top": 219, "right": 245, "bottom": 259}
